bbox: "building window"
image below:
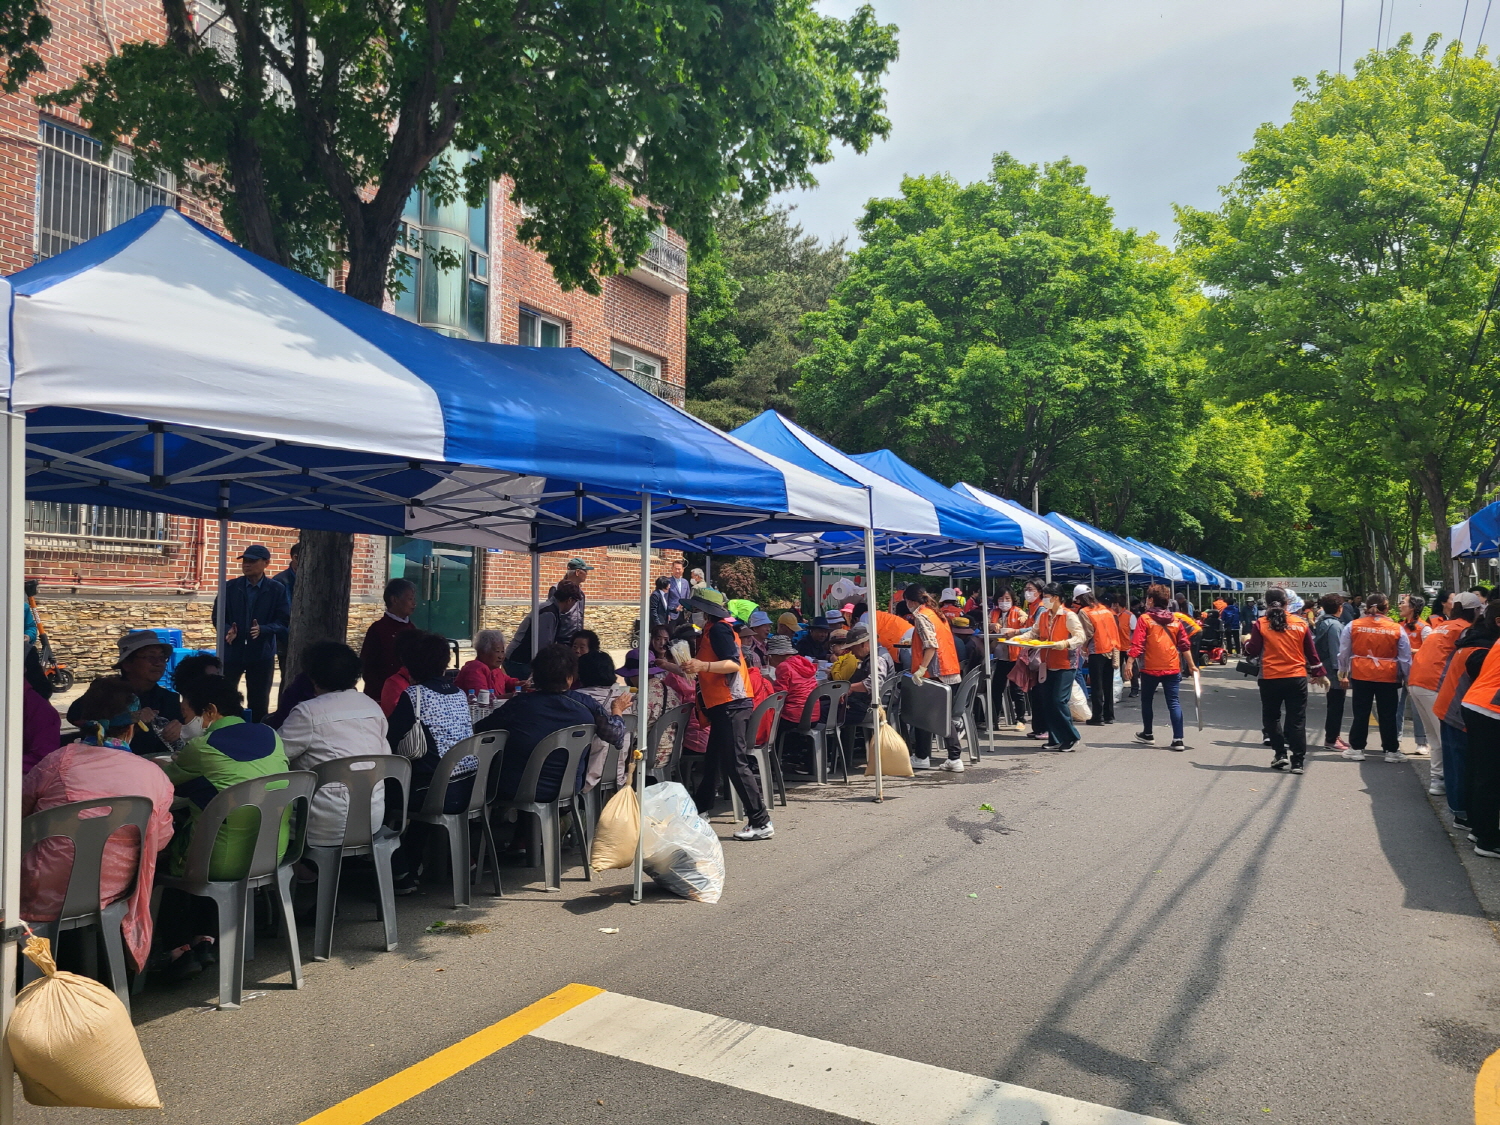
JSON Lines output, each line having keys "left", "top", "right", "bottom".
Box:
{"left": 519, "top": 309, "right": 565, "bottom": 347}
{"left": 392, "top": 150, "right": 490, "bottom": 340}
{"left": 610, "top": 342, "right": 682, "bottom": 405}
{"left": 36, "top": 121, "right": 176, "bottom": 260}
{"left": 25, "top": 502, "right": 167, "bottom": 543}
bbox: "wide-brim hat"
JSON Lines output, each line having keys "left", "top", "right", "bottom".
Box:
{"left": 766, "top": 635, "right": 797, "bottom": 656}
{"left": 117, "top": 629, "right": 172, "bottom": 661}
{"left": 687, "top": 589, "right": 733, "bottom": 619}
{"left": 620, "top": 648, "right": 661, "bottom": 678}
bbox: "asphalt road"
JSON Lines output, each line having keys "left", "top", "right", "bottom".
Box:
{"left": 17, "top": 665, "right": 1499, "bottom": 1125}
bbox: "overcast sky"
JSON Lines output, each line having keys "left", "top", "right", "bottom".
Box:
{"left": 776, "top": 0, "right": 1487, "bottom": 247}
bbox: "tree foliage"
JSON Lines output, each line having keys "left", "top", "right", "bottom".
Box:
{"left": 795, "top": 155, "right": 1184, "bottom": 499}
{"left": 686, "top": 202, "right": 847, "bottom": 430}
{"left": 1179, "top": 36, "right": 1500, "bottom": 584}
{"left": 42, "top": 0, "right": 898, "bottom": 304}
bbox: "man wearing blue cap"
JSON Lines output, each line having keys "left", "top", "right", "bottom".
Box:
{"left": 212, "top": 544, "right": 290, "bottom": 721}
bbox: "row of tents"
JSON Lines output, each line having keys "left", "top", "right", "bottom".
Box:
{"left": 0, "top": 206, "right": 1241, "bottom": 956}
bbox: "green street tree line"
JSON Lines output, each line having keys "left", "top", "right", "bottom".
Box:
{"left": 694, "top": 34, "right": 1500, "bottom": 593}
{"left": 4, "top": 3, "right": 1497, "bottom": 599}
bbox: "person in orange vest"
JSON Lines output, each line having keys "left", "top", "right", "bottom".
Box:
{"left": 1336, "top": 592, "right": 1412, "bottom": 763}
{"left": 1243, "top": 587, "right": 1329, "bottom": 772}
{"left": 990, "top": 586, "right": 1030, "bottom": 730}
{"left": 1432, "top": 600, "right": 1498, "bottom": 833}
{"left": 1127, "top": 584, "right": 1194, "bottom": 750}
{"left": 1005, "top": 582, "right": 1086, "bottom": 751}
{"left": 1075, "top": 589, "right": 1121, "bottom": 726}
{"left": 904, "top": 582, "right": 967, "bottom": 771}
{"left": 1408, "top": 592, "right": 1482, "bottom": 801}
{"left": 1458, "top": 605, "right": 1500, "bottom": 857}
{"left": 1018, "top": 578, "right": 1051, "bottom": 740}
{"left": 1394, "top": 594, "right": 1432, "bottom": 757}
{"left": 679, "top": 589, "right": 773, "bottom": 840}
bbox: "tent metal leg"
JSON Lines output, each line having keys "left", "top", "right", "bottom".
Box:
{"left": 530, "top": 548, "right": 540, "bottom": 659}
{"left": 632, "top": 494, "right": 652, "bottom": 904}
{"left": 216, "top": 512, "right": 229, "bottom": 660}
{"left": 979, "top": 544, "right": 992, "bottom": 754}
{"left": 864, "top": 526, "right": 882, "bottom": 803}
{"left": 0, "top": 412, "right": 24, "bottom": 1125}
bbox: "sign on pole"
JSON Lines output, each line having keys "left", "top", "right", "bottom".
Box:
{"left": 1238, "top": 577, "right": 1345, "bottom": 595}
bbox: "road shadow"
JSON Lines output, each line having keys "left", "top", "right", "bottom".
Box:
{"left": 1189, "top": 762, "right": 1277, "bottom": 774}
{"left": 1361, "top": 759, "right": 1482, "bottom": 916}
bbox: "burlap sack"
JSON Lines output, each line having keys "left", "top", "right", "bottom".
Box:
{"left": 7, "top": 936, "right": 161, "bottom": 1109}
{"left": 864, "top": 708, "right": 913, "bottom": 777}
{"left": 589, "top": 762, "right": 641, "bottom": 872}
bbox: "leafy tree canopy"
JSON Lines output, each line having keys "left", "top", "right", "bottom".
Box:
{"left": 1178, "top": 35, "right": 1500, "bottom": 581}
{"left": 40, "top": 0, "right": 898, "bottom": 305}
{"left": 686, "top": 201, "right": 847, "bottom": 431}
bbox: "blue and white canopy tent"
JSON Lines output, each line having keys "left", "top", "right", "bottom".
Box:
{"left": 1453, "top": 502, "right": 1500, "bottom": 560}
{"left": 950, "top": 483, "right": 1080, "bottom": 576}
{"left": 0, "top": 207, "right": 880, "bottom": 956}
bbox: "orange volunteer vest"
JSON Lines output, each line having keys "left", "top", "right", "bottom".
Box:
{"left": 874, "top": 610, "right": 911, "bottom": 664}
{"left": 912, "top": 604, "right": 961, "bottom": 678}
{"left": 1257, "top": 615, "right": 1311, "bottom": 679}
{"left": 1139, "top": 615, "right": 1186, "bottom": 676}
{"left": 1349, "top": 615, "right": 1402, "bottom": 683}
{"left": 1409, "top": 618, "right": 1467, "bottom": 692}
{"left": 1462, "top": 643, "right": 1500, "bottom": 718}
{"left": 1081, "top": 605, "right": 1120, "bottom": 654}
{"left": 1035, "top": 608, "right": 1075, "bottom": 671}
{"left": 696, "top": 627, "right": 751, "bottom": 708}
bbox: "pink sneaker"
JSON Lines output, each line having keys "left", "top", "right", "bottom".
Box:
{"left": 1326, "top": 737, "right": 1352, "bottom": 751}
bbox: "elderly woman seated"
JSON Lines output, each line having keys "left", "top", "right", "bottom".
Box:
{"left": 455, "top": 629, "right": 519, "bottom": 698}
{"left": 69, "top": 631, "right": 183, "bottom": 757}
{"left": 23, "top": 677, "right": 174, "bottom": 979}
{"left": 279, "top": 641, "right": 390, "bottom": 848}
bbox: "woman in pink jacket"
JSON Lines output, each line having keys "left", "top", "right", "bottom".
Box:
{"left": 22, "top": 677, "right": 175, "bottom": 976}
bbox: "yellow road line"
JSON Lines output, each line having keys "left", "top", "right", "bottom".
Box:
{"left": 299, "top": 983, "right": 605, "bottom": 1125}
{"left": 1478, "top": 1046, "right": 1500, "bottom": 1125}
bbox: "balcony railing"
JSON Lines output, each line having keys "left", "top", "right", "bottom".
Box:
{"left": 620, "top": 368, "right": 685, "bottom": 406}
{"left": 627, "top": 226, "right": 689, "bottom": 296}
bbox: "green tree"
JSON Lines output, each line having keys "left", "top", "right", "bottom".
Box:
{"left": 686, "top": 202, "right": 847, "bottom": 430}
{"left": 796, "top": 154, "right": 1184, "bottom": 502}
{"left": 31, "top": 0, "right": 897, "bottom": 657}
{"left": 1179, "top": 36, "right": 1500, "bottom": 588}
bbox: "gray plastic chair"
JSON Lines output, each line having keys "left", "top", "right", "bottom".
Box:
{"left": 791, "top": 681, "right": 851, "bottom": 784}
{"left": 731, "top": 691, "right": 788, "bottom": 821}
{"left": 156, "top": 771, "right": 316, "bottom": 1011}
{"left": 21, "top": 795, "right": 156, "bottom": 1010}
{"left": 491, "top": 725, "right": 592, "bottom": 892}
{"left": 642, "top": 703, "right": 692, "bottom": 787}
{"left": 305, "top": 755, "right": 411, "bottom": 961}
{"left": 410, "top": 732, "right": 507, "bottom": 908}
{"left": 952, "top": 669, "right": 984, "bottom": 763}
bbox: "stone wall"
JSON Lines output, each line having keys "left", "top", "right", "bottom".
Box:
{"left": 480, "top": 600, "right": 644, "bottom": 650}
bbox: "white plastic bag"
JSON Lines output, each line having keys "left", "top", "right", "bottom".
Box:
{"left": 1113, "top": 669, "right": 1125, "bottom": 704}
{"left": 640, "top": 782, "right": 725, "bottom": 903}
{"left": 1070, "top": 679, "right": 1092, "bottom": 723}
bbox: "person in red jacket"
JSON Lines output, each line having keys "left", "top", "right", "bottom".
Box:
{"left": 1127, "top": 584, "right": 1194, "bottom": 750}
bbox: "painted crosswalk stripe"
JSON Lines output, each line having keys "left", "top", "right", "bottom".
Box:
{"left": 531, "top": 990, "right": 1183, "bottom": 1125}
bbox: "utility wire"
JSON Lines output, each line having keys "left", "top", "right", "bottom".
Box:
{"left": 1480, "top": 0, "right": 1495, "bottom": 50}
{"left": 1340, "top": 0, "right": 1346, "bottom": 72}
{"left": 1462, "top": 0, "right": 1473, "bottom": 44}
{"left": 1377, "top": 0, "right": 1386, "bottom": 50}
{"left": 1441, "top": 99, "right": 1500, "bottom": 272}
{"left": 1388, "top": 0, "right": 1397, "bottom": 48}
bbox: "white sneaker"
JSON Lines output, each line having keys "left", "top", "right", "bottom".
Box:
{"left": 1341, "top": 747, "right": 1365, "bottom": 761}
{"left": 1012, "top": 721, "right": 1028, "bottom": 732}
{"left": 910, "top": 756, "right": 932, "bottom": 771}
{"left": 1384, "top": 751, "right": 1408, "bottom": 764}
{"left": 937, "top": 758, "right": 965, "bottom": 773}
{"left": 732, "top": 821, "right": 774, "bottom": 841}
{"left": 1409, "top": 744, "right": 1431, "bottom": 758}
{"left": 1429, "top": 779, "right": 1447, "bottom": 796}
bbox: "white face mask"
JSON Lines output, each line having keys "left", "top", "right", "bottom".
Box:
{"left": 1024, "top": 589, "right": 1038, "bottom": 604}
{"left": 998, "top": 599, "right": 1012, "bottom": 611}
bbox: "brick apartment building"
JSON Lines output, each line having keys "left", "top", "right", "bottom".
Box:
{"left": 7, "top": 0, "right": 686, "bottom": 677}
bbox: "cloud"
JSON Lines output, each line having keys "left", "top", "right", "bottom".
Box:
{"left": 778, "top": 0, "right": 1473, "bottom": 245}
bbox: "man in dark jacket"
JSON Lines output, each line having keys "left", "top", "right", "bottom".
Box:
{"left": 212, "top": 544, "right": 290, "bottom": 721}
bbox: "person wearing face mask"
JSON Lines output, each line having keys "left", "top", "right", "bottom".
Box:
{"left": 1004, "top": 583, "right": 1087, "bottom": 751}
{"left": 1017, "top": 580, "right": 1050, "bottom": 740}
{"left": 990, "top": 587, "right": 1029, "bottom": 730}
{"left": 1127, "top": 585, "right": 1194, "bottom": 750}
{"left": 903, "top": 583, "right": 967, "bottom": 772}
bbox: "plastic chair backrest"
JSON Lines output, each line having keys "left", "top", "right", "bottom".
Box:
{"left": 798, "top": 682, "right": 849, "bottom": 734}
{"left": 509, "top": 725, "right": 592, "bottom": 805}
{"left": 312, "top": 755, "right": 412, "bottom": 846}
{"left": 740, "top": 691, "right": 787, "bottom": 750}
{"left": 420, "top": 732, "right": 507, "bottom": 818}
{"left": 178, "top": 771, "right": 317, "bottom": 885}
{"left": 647, "top": 703, "right": 691, "bottom": 775}
{"left": 953, "top": 670, "right": 982, "bottom": 715}
{"left": 21, "top": 796, "right": 154, "bottom": 922}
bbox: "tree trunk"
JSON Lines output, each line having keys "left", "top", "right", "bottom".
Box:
{"left": 283, "top": 529, "right": 354, "bottom": 686}
{"left": 1416, "top": 463, "right": 1457, "bottom": 591}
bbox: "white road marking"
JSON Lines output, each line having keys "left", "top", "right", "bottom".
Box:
{"left": 530, "top": 990, "right": 1182, "bottom": 1125}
